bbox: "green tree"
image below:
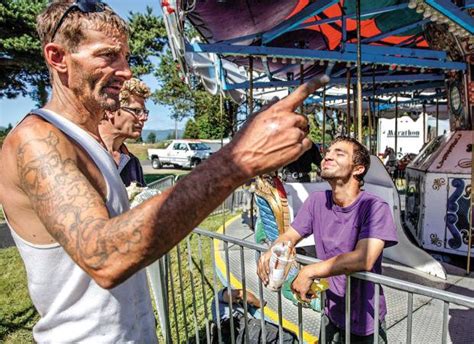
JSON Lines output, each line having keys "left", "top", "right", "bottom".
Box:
{"left": 152, "top": 50, "right": 235, "bottom": 139}
{"left": 127, "top": 7, "right": 167, "bottom": 77}
{"left": 146, "top": 131, "right": 156, "bottom": 143}
{"left": 183, "top": 118, "right": 199, "bottom": 139}
{"left": 0, "top": 0, "right": 49, "bottom": 105}
{"left": 0, "top": 2, "right": 167, "bottom": 105}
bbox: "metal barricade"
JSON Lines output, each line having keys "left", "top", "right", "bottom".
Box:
{"left": 156, "top": 227, "right": 474, "bottom": 344}
{"left": 209, "top": 189, "right": 248, "bottom": 216}
{"left": 148, "top": 175, "right": 175, "bottom": 192}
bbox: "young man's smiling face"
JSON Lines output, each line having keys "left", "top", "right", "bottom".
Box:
{"left": 321, "top": 140, "right": 358, "bottom": 182}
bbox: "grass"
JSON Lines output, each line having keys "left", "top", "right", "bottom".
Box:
{"left": 125, "top": 142, "right": 160, "bottom": 161}
{"left": 0, "top": 207, "right": 4, "bottom": 222}
{"left": 0, "top": 247, "right": 40, "bottom": 343}
{"left": 126, "top": 142, "right": 172, "bottom": 161}
{"left": 157, "top": 211, "right": 234, "bottom": 343}
{"left": 0, "top": 211, "right": 234, "bottom": 343}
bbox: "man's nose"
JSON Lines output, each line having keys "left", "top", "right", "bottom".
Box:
{"left": 115, "top": 56, "right": 132, "bottom": 80}
{"left": 324, "top": 152, "right": 334, "bottom": 160}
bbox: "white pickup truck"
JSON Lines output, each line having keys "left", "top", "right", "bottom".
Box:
{"left": 147, "top": 140, "right": 212, "bottom": 169}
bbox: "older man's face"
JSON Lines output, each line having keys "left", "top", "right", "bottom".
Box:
{"left": 66, "top": 29, "right": 132, "bottom": 113}
{"left": 114, "top": 94, "right": 148, "bottom": 140}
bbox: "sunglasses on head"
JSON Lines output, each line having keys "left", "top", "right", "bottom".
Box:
{"left": 50, "top": 0, "right": 106, "bottom": 42}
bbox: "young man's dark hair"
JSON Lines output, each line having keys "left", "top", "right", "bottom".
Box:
{"left": 330, "top": 136, "right": 371, "bottom": 183}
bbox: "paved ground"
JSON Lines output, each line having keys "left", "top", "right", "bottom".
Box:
{"left": 141, "top": 159, "right": 188, "bottom": 176}
{"left": 215, "top": 215, "right": 474, "bottom": 344}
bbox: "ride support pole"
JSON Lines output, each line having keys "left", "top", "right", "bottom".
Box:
{"left": 395, "top": 94, "right": 398, "bottom": 157}
{"left": 423, "top": 102, "right": 427, "bottom": 143}
{"left": 468, "top": 137, "right": 474, "bottom": 274}
{"left": 372, "top": 64, "right": 377, "bottom": 154}
{"left": 356, "top": 0, "right": 363, "bottom": 142}
{"left": 436, "top": 98, "right": 439, "bottom": 137}
{"left": 323, "top": 86, "right": 327, "bottom": 152}
{"left": 368, "top": 100, "right": 373, "bottom": 153}
{"left": 249, "top": 56, "right": 254, "bottom": 114}
{"left": 300, "top": 62, "right": 304, "bottom": 115}
{"left": 353, "top": 84, "right": 357, "bottom": 138}
{"left": 248, "top": 55, "right": 254, "bottom": 231}
{"left": 346, "top": 69, "right": 351, "bottom": 135}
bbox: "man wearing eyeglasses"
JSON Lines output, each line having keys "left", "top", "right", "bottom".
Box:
{"left": 0, "top": 0, "right": 329, "bottom": 342}
{"left": 99, "top": 78, "right": 151, "bottom": 187}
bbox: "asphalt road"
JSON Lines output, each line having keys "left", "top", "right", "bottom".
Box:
{"left": 140, "top": 159, "right": 188, "bottom": 175}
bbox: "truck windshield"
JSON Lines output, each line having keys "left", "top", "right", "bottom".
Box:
{"left": 188, "top": 143, "right": 211, "bottom": 151}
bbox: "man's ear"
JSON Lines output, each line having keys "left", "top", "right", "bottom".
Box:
{"left": 352, "top": 165, "right": 365, "bottom": 179}
{"left": 44, "top": 43, "right": 67, "bottom": 74}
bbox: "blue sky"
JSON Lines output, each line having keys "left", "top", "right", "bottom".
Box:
{"left": 0, "top": 0, "right": 181, "bottom": 130}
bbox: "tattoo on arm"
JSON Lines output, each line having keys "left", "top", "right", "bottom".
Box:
{"left": 16, "top": 129, "right": 245, "bottom": 285}
{"left": 17, "top": 131, "right": 144, "bottom": 271}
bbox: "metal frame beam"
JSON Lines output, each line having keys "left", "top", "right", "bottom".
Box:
{"left": 425, "top": 0, "right": 474, "bottom": 34}
{"left": 295, "top": 3, "right": 409, "bottom": 30}
{"left": 261, "top": 0, "right": 339, "bottom": 44}
{"left": 186, "top": 43, "right": 466, "bottom": 70}
{"left": 344, "top": 43, "right": 446, "bottom": 60}
{"left": 362, "top": 19, "right": 429, "bottom": 43}
{"left": 223, "top": 74, "right": 444, "bottom": 91}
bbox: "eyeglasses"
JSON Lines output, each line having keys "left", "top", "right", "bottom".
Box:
{"left": 50, "top": 0, "right": 106, "bottom": 42}
{"left": 121, "top": 106, "right": 149, "bottom": 119}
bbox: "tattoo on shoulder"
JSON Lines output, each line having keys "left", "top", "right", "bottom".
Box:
{"left": 16, "top": 131, "right": 143, "bottom": 268}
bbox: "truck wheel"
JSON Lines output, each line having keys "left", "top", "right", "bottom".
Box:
{"left": 151, "top": 157, "right": 162, "bottom": 169}
{"left": 191, "top": 159, "right": 201, "bottom": 168}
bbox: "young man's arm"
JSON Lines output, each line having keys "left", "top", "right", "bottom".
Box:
{"left": 11, "top": 77, "right": 328, "bottom": 289}
{"left": 291, "top": 238, "right": 384, "bottom": 302}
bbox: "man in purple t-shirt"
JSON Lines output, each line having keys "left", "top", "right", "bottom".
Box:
{"left": 257, "top": 137, "right": 397, "bottom": 343}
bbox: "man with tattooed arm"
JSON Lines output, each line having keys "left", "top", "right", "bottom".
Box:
{"left": 0, "top": 0, "right": 328, "bottom": 342}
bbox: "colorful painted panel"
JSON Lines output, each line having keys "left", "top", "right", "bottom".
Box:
{"left": 445, "top": 178, "right": 472, "bottom": 251}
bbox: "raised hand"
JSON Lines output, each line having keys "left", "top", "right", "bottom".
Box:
{"left": 226, "top": 75, "right": 330, "bottom": 179}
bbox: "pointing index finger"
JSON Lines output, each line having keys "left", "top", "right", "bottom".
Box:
{"left": 278, "top": 74, "right": 330, "bottom": 111}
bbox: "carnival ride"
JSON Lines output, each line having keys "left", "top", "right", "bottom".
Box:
{"left": 156, "top": 1, "right": 473, "bottom": 341}
{"left": 405, "top": 130, "right": 472, "bottom": 256}
{"left": 161, "top": 0, "right": 472, "bottom": 261}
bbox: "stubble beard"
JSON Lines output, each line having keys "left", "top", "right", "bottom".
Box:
{"left": 97, "top": 89, "right": 120, "bottom": 112}
{"left": 86, "top": 72, "right": 121, "bottom": 112}
{"left": 321, "top": 170, "right": 336, "bottom": 181}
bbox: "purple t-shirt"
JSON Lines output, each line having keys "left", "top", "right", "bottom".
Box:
{"left": 292, "top": 190, "right": 397, "bottom": 336}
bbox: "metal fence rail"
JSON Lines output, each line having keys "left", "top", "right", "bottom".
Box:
{"left": 154, "top": 226, "right": 474, "bottom": 344}
{"left": 148, "top": 175, "right": 175, "bottom": 191}
{"left": 209, "top": 189, "right": 249, "bottom": 216}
